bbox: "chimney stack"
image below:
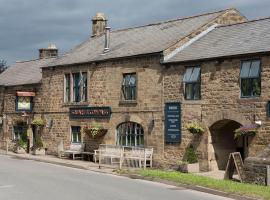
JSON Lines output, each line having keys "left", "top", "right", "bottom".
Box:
{"left": 39, "top": 44, "right": 58, "bottom": 59}
{"left": 92, "top": 12, "right": 107, "bottom": 37}
{"left": 104, "top": 27, "right": 111, "bottom": 53}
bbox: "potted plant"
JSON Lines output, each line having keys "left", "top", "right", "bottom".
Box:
{"left": 186, "top": 122, "right": 204, "bottom": 134}
{"left": 31, "top": 118, "right": 46, "bottom": 131}
{"left": 15, "top": 139, "right": 27, "bottom": 154}
{"left": 178, "top": 145, "right": 199, "bottom": 173}
{"left": 234, "top": 124, "right": 259, "bottom": 139}
{"left": 33, "top": 137, "right": 45, "bottom": 155}
{"left": 83, "top": 122, "right": 107, "bottom": 139}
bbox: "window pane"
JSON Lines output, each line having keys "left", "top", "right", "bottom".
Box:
{"left": 116, "top": 122, "right": 144, "bottom": 147}
{"left": 65, "top": 74, "right": 70, "bottom": 102}
{"left": 252, "top": 78, "right": 261, "bottom": 96}
{"left": 240, "top": 61, "right": 251, "bottom": 78}
{"left": 183, "top": 68, "right": 193, "bottom": 82}
{"left": 82, "top": 72, "right": 87, "bottom": 102}
{"left": 122, "top": 73, "right": 136, "bottom": 100}
{"left": 190, "top": 67, "right": 200, "bottom": 82}
{"left": 241, "top": 79, "right": 251, "bottom": 97}
{"left": 193, "top": 83, "right": 201, "bottom": 100}
{"left": 71, "top": 126, "right": 81, "bottom": 143}
{"left": 185, "top": 83, "right": 193, "bottom": 100}
{"left": 249, "top": 60, "right": 260, "bottom": 78}
{"left": 73, "top": 73, "right": 80, "bottom": 102}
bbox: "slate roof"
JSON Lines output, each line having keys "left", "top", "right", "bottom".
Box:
{"left": 0, "top": 58, "right": 55, "bottom": 86}
{"left": 165, "top": 17, "right": 270, "bottom": 63}
{"left": 47, "top": 9, "right": 231, "bottom": 67}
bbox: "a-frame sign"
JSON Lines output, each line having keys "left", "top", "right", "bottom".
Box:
{"left": 224, "top": 152, "right": 245, "bottom": 182}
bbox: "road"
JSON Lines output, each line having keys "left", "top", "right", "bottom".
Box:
{"left": 0, "top": 155, "right": 232, "bottom": 200}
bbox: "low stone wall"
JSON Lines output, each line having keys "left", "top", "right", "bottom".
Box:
{"left": 244, "top": 157, "right": 270, "bottom": 185}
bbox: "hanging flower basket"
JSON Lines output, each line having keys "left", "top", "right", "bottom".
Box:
{"left": 186, "top": 122, "right": 204, "bottom": 135}
{"left": 84, "top": 128, "right": 108, "bottom": 139}
{"left": 234, "top": 124, "right": 259, "bottom": 139}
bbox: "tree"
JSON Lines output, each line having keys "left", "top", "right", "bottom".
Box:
{"left": 0, "top": 59, "right": 8, "bottom": 73}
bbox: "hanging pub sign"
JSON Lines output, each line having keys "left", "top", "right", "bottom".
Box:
{"left": 165, "top": 102, "right": 181, "bottom": 143}
{"left": 70, "top": 106, "right": 112, "bottom": 119}
{"left": 15, "top": 92, "right": 35, "bottom": 112}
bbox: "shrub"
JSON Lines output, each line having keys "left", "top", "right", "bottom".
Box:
{"left": 183, "top": 146, "right": 198, "bottom": 164}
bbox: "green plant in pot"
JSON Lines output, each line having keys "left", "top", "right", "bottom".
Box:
{"left": 186, "top": 122, "right": 204, "bottom": 135}
{"left": 31, "top": 118, "right": 46, "bottom": 127}
{"left": 15, "top": 139, "right": 27, "bottom": 154}
{"left": 33, "top": 137, "right": 45, "bottom": 155}
{"left": 83, "top": 122, "right": 107, "bottom": 139}
{"left": 178, "top": 145, "right": 199, "bottom": 173}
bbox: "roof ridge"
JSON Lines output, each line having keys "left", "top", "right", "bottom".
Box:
{"left": 15, "top": 57, "right": 55, "bottom": 64}
{"left": 217, "top": 16, "right": 270, "bottom": 29}
{"left": 111, "top": 8, "right": 232, "bottom": 33}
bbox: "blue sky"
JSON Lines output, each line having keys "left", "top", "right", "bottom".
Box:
{"left": 0, "top": 0, "right": 269, "bottom": 65}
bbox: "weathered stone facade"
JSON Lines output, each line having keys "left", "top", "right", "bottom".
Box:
{"left": 3, "top": 8, "right": 268, "bottom": 177}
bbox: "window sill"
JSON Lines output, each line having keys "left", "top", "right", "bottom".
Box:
{"left": 119, "top": 100, "right": 137, "bottom": 105}
{"left": 238, "top": 96, "right": 261, "bottom": 102}
{"left": 183, "top": 99, "right": 202, "bottom": 104}
{"left": 63, "top": 102, "right": 89, "bottom": 107}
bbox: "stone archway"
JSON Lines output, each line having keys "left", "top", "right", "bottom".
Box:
{"left": 209, "top": 119, "right": 242, "bottom": 170}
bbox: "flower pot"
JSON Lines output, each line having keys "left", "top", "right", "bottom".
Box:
{"left": 178, "top": 163, "right": 199, "bottom": 173}
{"left": 33, "top": 148, "right": 46, "bottom": 155}
{"left": 15, "top": 147, "right": 26, "bottom": 154}
{"left": 91, "top": 129, "right": 108, "bottom": 139}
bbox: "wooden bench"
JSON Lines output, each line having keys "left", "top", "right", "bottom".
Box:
{"left": 60, "top": 143, "right": 85, "bottom": 160}
{"left": 95, "top": 144, "right": 153, "bottom": 169}
{"left": 123, "top": 146, "right": 153, "bottom": 169}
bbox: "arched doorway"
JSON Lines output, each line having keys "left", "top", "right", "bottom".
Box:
{"left": 210, "top": 119, "right": 248, "bottom": 170}
{"left": 116, "top": 122, "right": 144, "bottom": 147}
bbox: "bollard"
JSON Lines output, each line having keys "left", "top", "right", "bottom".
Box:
{"left": 267, "top": 165, "right": 270, "bottom": 186}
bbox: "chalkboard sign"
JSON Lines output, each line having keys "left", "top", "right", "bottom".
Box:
{"left": 165, "top": 102, "right": 181, "bottom": 143}
{"left": 224, "top": 152, "right": 245, "bottom": 182}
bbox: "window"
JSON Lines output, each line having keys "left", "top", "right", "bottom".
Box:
{"left": 122, "top": 73, "right": 136, "bottom": 101}
{"left": 13, "top": 126, "right": 27, "bottom": 141}
{"left": 65, "top": 74, "right": 71, "bottom": 102}
{"left": 71, "top": 126, "right": 81, "bottom": 143}
{"left": 64, "top": 72, "right": 87, "bottom": 103}
{"left": 183, "top": 67, "right": 201, "bottom": 100}
{"left": 116, "top": 122, "right": 144, "bottom": 147}
{"left": 240, "top": 60, "right": 261, "bottom": 98}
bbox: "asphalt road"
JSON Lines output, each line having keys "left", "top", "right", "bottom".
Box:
{"left": 0, "top": 155, "right": 233, "bottom": 200}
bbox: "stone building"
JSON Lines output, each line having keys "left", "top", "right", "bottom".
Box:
{"left": 0, "top": 45, "right": 57, "bottom": 151}
{"left": 163, "top": 17, "right": 270, "bottom": 184}
{"left": 4, "top": 7, "right": 269, "bottom": 178}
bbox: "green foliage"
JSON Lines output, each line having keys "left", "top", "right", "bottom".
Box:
{"left": 31, "top": 118, "right": 46, "bottom": 127}
{"left": 138, "top": 169, "right": 270, "bottom": 200}
{"left": 186, "top": 122, "right": 204, "bottom": 134}
{"left": 82, "top": 122, "right": 105, "bottom": 138}
{"left": 234, "top": 124, "right": 259, "bottom": 139}
{"left": 183, "top": 146, "right": 198, "bottom": 164}
{"left": 35, "top": 137, "right": 44, "bottom": 149}
{"left": 17, "top": 139, "right": 27, "bottom": 150}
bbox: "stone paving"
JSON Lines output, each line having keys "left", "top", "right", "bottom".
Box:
{"left": 6, "top": 151, "right": 116, "bottom": 174}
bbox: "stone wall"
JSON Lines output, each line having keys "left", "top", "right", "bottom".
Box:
{"left": 41, "top": 55, "right": 165, "bottom": 159}
{"left": 164, "top": 54, "right": 270, "bottom": 171}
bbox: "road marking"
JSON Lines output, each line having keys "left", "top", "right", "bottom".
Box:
{"left": 0, "top": 185, "right": 14, "bottom": 189}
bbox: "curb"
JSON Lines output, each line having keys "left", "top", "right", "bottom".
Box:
{"left": 121, "top": 174, "right": 260, "bottom": 200}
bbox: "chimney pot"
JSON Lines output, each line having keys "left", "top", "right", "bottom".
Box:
{"left": 39, "top": 44, "right": 58, "bottom": 59}
{"left": 92, "top": 12, "right": 107, "bottom": 37}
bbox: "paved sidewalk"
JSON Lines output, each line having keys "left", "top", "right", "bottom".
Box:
{"left": 6, "top": 151, "right": 116, "bottom": 174}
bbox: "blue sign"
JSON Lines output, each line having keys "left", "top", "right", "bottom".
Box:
{"left": 165, "top": 102, "right": 181, "bottom": 143}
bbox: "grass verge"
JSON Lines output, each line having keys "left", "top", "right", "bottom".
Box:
{"left": 136, "top": 169, "right": 270, "bottom": 200}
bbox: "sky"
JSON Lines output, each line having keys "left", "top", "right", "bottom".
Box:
{"left": 0, "top": 0, "right": 269, "bottom": 65}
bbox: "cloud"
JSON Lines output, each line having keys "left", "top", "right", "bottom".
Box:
{"left": 0, "top": 0, "right": 269, "bottom": 64}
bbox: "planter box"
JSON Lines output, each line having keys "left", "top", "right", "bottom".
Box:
{"left": 33, "top": 148, "right": 46, "bottom": 155}
{"left": 178, "top": 163, "right": 199, "bottom": 173}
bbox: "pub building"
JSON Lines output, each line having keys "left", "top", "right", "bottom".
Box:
{"left": 1, "top": 9, "right": 270, "bottom": 184}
